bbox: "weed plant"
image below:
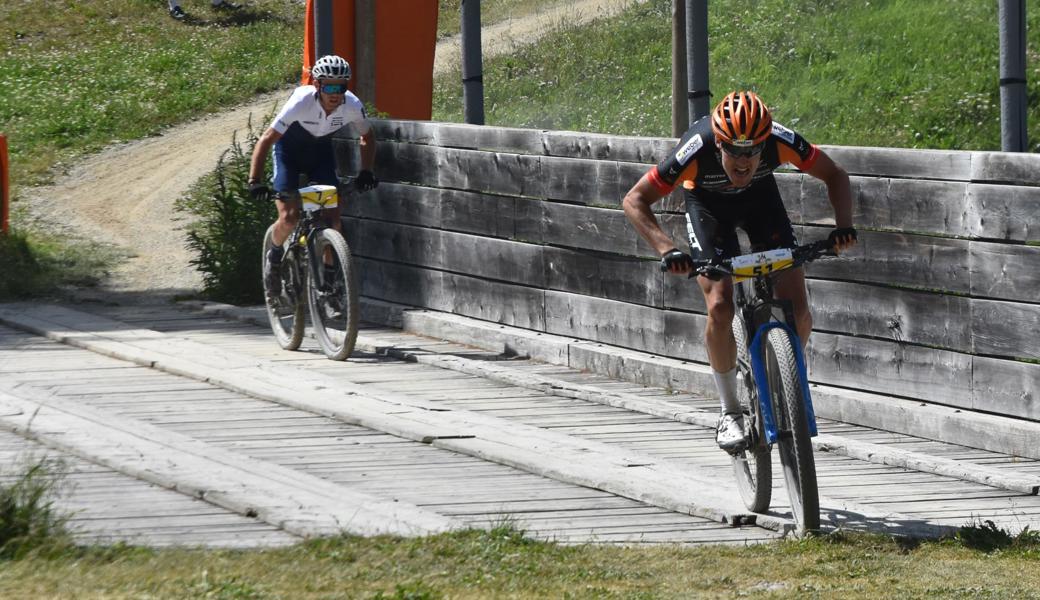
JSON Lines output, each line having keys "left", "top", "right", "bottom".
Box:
{"left": 177, "top": 117, "right": 275, "bottom": 304}
{"left": 0, "top": 457, "right": 73, "bottom": 560}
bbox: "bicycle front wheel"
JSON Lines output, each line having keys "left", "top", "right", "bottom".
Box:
{"left": 730, "top": 310, "right": 772, "bottom": 514}
{"left": 306, "top": 228, "right": 360, "bottom": 361}
{"left": 262, "top": 225, "right": 304, "bottom": 351}
{"left": 765, "top": 327, "right": 820, "bottom": 533}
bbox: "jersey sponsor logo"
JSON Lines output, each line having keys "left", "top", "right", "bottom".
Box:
{"left": 674, "top": 134, "right": 704, "bottom": 166}
{"left": 772, "top": 122, "right": 795, "bottom": 144}
{"left": 685, "top": 213, "right": 703, "bottom": 251}
{"left": 331, "top": 117, "right": 345, "bottom": 128}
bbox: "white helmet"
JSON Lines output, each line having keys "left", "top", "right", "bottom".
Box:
{"left": 311, "top": 55, "right": 351, "bottom": 80}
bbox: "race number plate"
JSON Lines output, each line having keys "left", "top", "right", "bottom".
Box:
{"left": 299, "top": 184, "right": 339, "bottom": 211}
{"left": 731, "top": 248, "right": 794, "bottom": 279}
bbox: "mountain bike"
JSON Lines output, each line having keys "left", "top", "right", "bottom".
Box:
{"left": 673, "top": 239, "right": 836, "bottom": 533}
{"left": 262, "top": 180, "right": 360, "bottom": 361}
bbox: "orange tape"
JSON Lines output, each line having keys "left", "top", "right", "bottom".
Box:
{"left": 0, "top": 133, "right": 9, "bottom": 235}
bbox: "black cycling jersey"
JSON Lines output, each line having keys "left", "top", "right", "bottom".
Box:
{"left": 647, "top": 117, "right": 818, "bottom": 197}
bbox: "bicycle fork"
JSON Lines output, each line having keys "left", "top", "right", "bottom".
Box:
{"left": 747, "top": 320, "right": 819, "bottom": 445}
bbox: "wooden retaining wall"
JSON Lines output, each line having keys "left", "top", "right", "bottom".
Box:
{"left": 336, "top": 121, "right": 1040, "bottom": 426}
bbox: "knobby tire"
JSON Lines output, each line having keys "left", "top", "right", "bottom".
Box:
{"left": 765, "top": 327, "right": 820, "bottom": 533}
{"left": 263, "top": 225, "right": 304, "bottom": 351}
{"left": 307, "top": 228, "right": 360, "bottom": 361}
{"left": 730, "top": 310, "right": 772, "bottom": 514}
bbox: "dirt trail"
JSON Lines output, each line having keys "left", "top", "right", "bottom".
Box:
{"left": 21, "top": 0, "right": 641, "bottom": 302}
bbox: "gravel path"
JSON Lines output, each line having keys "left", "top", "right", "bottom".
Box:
{"left": 20, "top": 0, "right": 641, "bottom": 304}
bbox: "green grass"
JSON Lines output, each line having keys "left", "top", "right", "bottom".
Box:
{"left": 0, "top": 0, "right": 305, "bottom": 187}
{"left": 433, "top": 0, "right": 1040, "bottom": 152}
{"left": 0, "top": 525, "right": 1039, "bottom": 598}
{"left": 0, "top": 219, "right": 121, "bottom": 300}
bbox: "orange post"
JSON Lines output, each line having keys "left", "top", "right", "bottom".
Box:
{"left": 0, "top": 134, "right": 9, "bottom": 235}
{"left": 303, "top": 0, "right": 438, "bottom": 119}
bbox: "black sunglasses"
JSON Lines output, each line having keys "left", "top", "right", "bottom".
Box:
{"left": 721, "top": 142, "right": 765, "bottom": 158}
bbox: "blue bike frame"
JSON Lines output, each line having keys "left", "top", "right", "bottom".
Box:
{"left": 748, "top": 321, "right": 818, "bottom": 444}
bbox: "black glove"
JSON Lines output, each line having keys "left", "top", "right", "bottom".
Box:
{"left": 828, "top": 227, "right": 858, "bottom": 248}
{"left": 249, "top": 181, "right": 270, "bottom": 202}
{"left": 356, "top": 170, "right": 379, "bottom": 192}
{"left": 660, "top": 248, "right": 695, "bottom": 273}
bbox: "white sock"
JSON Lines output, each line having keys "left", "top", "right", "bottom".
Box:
{"left": 714, "top": 368, "right": 741, "bottom": 414}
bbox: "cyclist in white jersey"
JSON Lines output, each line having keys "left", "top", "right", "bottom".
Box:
{"left": 248, "top": 54, "right": 378, "bottom": 293}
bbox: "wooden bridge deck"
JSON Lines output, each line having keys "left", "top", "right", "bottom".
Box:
{"left": 0, "top": 301, "right": 1038, "bottom": 548}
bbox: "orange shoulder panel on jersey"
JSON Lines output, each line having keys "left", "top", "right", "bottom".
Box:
{"left": 647, "top": 162, "right": 699, "bottom": 195}
{"left": 778, "top": 143, "right": 820, "bottom": 171}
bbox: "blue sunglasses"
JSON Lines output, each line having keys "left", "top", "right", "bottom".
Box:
{"left": 320, "top": 83, "right": 348, "bottom": 95}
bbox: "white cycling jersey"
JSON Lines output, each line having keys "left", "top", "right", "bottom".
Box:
{"left": 269, "top": 85, "right": 372, "bottom": 138}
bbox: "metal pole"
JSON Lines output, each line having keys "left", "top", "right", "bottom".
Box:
{"left": 461, "top": 0, "right": 485, "bottom": 125}
{"left": 998, "top": 0, "right": 1027, "bottom": 152}
{"left": 685, "top": 0, "right": 710, "bottom": 122}
{"left": 672, "top": 0, "right": 689, "bottom": 136}
{"left": 313, "top": 0, "right": 334, "bottom": 60}
{"left": 354, "top": 0, "right": 376, "bottom": 107}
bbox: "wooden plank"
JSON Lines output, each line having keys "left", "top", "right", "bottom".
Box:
{"left": 541, "top": 155, "right": 623, "bottom": 206}
{"left": 544, "top": 290, "right": 709, "bottom": 362}
{"left": 345, "top": 183, "right": 521, "bottom": 239}
{"left": 346, "top": 219, "right": 547, "bottom": 287}
{"left": 542, "top": 130, "right": 673, "bottom": 163}
{"left": 971, "top": 356, "right": 1040, "bottom": 420}
{"left": 808, "top": 280, "right": 972, "bottom": 352}
{"left": 971, "top": 298, "right": 1040, "bottom": 360}
{"left": 970, "top": 150, "right": 1040, "bottom": 186}
{"left": 802, "top": 176, "right": 973, "bottom": 236}
{"left": 965, "top": 183, "right": 1040, "bottom": 243}
{"left": 377, "top": 142, "right": 544, "bottom": 198}
{"left": 356, "top": 258, "right": 547, "bottom": 330}
{"left": 798, "top": 226, "right": 971, "bottom": 294}
{"left": 806, "top": 333, "right": 973, "bottom": 408}
{"left": 544, "top": 246, "right": 660, "bottom": 309}
{"left": 819, "top": 145, "right": 973, "bottom": 181}
{"left": 970, "top": 241, "right": 1040, "bottom": 301}
{"left": 371, "top": 119, "right": 543, "bottom": 154}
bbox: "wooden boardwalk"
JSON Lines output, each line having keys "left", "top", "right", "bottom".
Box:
{"left": 1, "top": 301, "right": 1039, "bottom": 548}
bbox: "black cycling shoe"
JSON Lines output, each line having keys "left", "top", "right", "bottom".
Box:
{"left": 212, "top": 0, "right": 241, "bottom": 10}
{"left": 169, "top": 6, "right": 186, "bottom": 19}
{"left": 264, "top": 247, "right": 284, "bottom": 297}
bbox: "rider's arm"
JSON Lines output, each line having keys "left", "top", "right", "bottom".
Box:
{"left": 622, "top": 174, "right": 692, "bottom": 274}
{"left": 355, "top": 120, "right": 375, "bottom": 171}
{"left": 802, "top": 150, "right": 855, "bottom": 252}
{"left": 249, "top": 127, "right": 283, "bottom": 183}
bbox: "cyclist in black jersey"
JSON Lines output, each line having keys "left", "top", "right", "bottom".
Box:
{"left": 622, "top": 91, "right": 857, "bottom": 453}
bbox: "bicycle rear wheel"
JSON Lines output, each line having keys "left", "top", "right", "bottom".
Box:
{"left": 306, "top": 228, "right": 359, "bottom": 361}
{"left": 262, "top": 225, "right": 304, "bottom": 350}
{"left": 765, "top": 327, "right": 820, "bottom": 533}
{"left": 730, "top": 310, "right": 772, "bottom": 514}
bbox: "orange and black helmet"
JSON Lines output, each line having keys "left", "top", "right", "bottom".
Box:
{"left": 711, "top": 91, "right": 773, "bottom": 146}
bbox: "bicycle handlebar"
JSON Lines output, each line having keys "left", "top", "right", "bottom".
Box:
{"left": 659, "top": 239, "right": 837, "bottom": 276}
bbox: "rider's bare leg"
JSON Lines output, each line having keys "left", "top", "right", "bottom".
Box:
{"left": 271, "top": 196, "right": 301, "bottom": 248}
{"left": 771, "top": 267, "right": 812, "bottom": 347}
{"left": 698, "top": 275, "right": 737, "bottom": 371}
{"left": 698, "top": 275, "right": 741, "bottom": 415}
